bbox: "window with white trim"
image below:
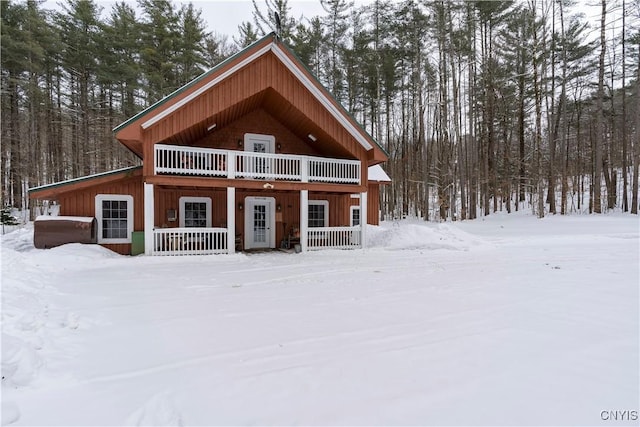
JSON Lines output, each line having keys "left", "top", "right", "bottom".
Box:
{"left": 179, "top": 196, "right": 212, "bottom": 228}
{"left": 350, "top": 206, "right": 361, "bottom": 226}
{"left": 308, "top": 200, "right": 329, "bottom": 228}
{"left": 95, "top": 194, "right": 134, "bottom": 244}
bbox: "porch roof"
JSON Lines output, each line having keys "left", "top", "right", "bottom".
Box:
{"left": 29, "top": 166, "right": 142, "bottom": 200}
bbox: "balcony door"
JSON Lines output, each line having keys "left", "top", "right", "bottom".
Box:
{"left": 244, "top": 197, "right": 276, "bottom": 250}
{"left": 244, "top": 133, "right": 275, "bottom": 176}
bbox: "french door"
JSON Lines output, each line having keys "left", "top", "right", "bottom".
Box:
{"left": 244, "top": 197, "right": 276, "bottom": 250}
{"left": 244, "top": 133, "right": 275, "bottom": 176}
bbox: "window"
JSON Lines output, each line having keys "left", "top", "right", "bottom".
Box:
{"left": 179, "top": 197, "right": 212, "bottom": 228}
{"left": 95, "top": 194, "right": 133, "bottom": 244}
{"left": 308, "top": 200, "right": 328, "bottom": 228}
{"left": 350, "top": 206, "right": 361, "bottom": 226}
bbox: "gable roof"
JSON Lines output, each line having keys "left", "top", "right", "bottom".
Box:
{"left": 112, "top": 35, "right": 270, "bottom": 134}
{"left": 114, "top": 33, "right": 387, "bottom": 165}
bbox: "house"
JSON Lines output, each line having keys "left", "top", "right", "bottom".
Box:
{"left": 29, "top": 33, "right": 390, "bottom": 256}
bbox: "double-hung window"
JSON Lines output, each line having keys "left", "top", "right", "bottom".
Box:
{"left": 179, "top": 197, "right": 212, "bottom": 228}
{"left": 95, "top": 194, "right": 133, "bottom": 244}
{"left": 308, "top": 200, "right": 329, "bottom": 228}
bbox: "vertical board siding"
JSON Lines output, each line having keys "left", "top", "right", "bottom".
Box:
{"left": 191, "top": 109, "right": 320, "bottom": 156}
{"left": 57, "top": 175, "right": 144, "bottom": 255}
{"left": 144, "top": 52, "right": 368, "bottom": 161}
{"left": 348, "top": 183, "right": 381, "bottom": 226}
{"left": 54, "top": 179, "right": 377, "bottom": 255}
{"left": 368, "top": 183, "right": 380, "bottom": 225}
{"left": 154, "top": 188, "right": 228, "bottom": 229}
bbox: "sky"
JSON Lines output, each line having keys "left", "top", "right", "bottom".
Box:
{"left": 192, "top": 0, "right": 328, "bottom": 36}
{"left": 42, "top": 0, "right": 357, "bottom": 39}
{"left": 42, "top": 0, "right": 617, "bottom": 44}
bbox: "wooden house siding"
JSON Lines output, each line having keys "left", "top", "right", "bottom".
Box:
{"left": 190, "top": 109, "right": 322, "bottom": 157}
{"left": 143, "top": 53, "right": 367, "bottom": 161}
{"left": 56, "top": 174, "right": 144, "bottom": 255}
{"left": 111, "top": 37, "right": 275, "bottom": 147}
{"left": 153, "top": 187, "right": 361, "bottom": 248}
{"left": 31, "top": 35, "right": 388, "bottom": 255}
{"left": 348, "top": 183, "right": 381, "bottom": 225}
{"left": 368, "top": 183, "right": 381, "bottom": 225}
{"left": 40, "top": 181, "right": 378, "bottom": 255}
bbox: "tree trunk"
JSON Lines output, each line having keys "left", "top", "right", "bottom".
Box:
{"left": 631, "top": 37, "right": 640, "bottom": 214}
{"left": 531, "top": 0, "right": 544, "bottom": 218}
{"left": 621, "top": 0, "right": 628, "bottom": 212}
{"left": 593, "top": 0, "right": 606, "bottom": 213}
{"left": 9, "top": 76, "right": 22, "bottom": 207}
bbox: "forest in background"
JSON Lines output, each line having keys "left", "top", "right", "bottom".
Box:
{"left": 1, "top": 0, "right": 639, "bottom": 220}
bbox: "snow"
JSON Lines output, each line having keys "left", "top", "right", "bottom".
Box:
{"left": 1, "top": 212, "right": 638, "bottom": 426}
{"left": 34, "top": 216, "right": 95, "bottom": 223}
{"left": 368, "top": 164, "right": 391, "bottom": 182}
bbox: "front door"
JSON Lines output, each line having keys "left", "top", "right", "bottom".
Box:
{"left": 244, "top": 197, "right": 276, "bottom": 250}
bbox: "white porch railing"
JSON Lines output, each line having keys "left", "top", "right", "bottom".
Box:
{"left": 155, "top": 145, "right": 228, "bottom": 177}
{"left": 307, "top": 226, "right": 362, "bottom": 250}
{"left": 154, "top": 144, "right": 360, "bottom": 184}
{"left": 235, "top": 151, "right": 301, "bottom": 180}
{"left": 308, "top": 157, "right": 361, "bottom": 184}
{"left": 153, "top": 227, "right": 228, "bottom": 255}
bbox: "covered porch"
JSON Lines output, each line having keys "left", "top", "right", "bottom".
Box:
{"left": 143, "top": 183, "right": 368, "bottom": 256}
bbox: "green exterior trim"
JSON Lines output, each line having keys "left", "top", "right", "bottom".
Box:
{"left": 131, "top": 231, "right": 145, "bottom": 255}
{"left": 29, "top": 166, "right": 142, "bottom": 193}
{"left": 112, "top": 33, "right": 277, "bottom": 133}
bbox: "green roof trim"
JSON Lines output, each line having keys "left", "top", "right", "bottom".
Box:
{"left": 29, "top": 166, "right": 142, "bottom": 194}
{"left": 112, "top": 33, "right": 277, "bottom": 133}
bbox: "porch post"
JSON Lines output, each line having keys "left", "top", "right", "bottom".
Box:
{"left": 227, "top": 187, "right": 236, "bottom": 254}
{"left": 301, "top": 156, "right": 309, "bottom": 183}
{"left": 360, "top": 191, "right": 367, "bottom": 249}
{"left": 227, "top": 151, "right": 236, "bottom": 179}
{"left": 300, "top": 189, "right": 308, "bottom": 252}
{"left": 144, "top": 182, "right": 154, "bottom": 255}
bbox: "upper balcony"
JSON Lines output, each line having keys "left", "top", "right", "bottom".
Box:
{"left": 154, "top": 144, "right": 361, "bottom": 185}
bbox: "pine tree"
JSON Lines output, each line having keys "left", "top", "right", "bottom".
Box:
{"left": 321, "top": 0, "right": 350, "bottom": 103}
{"left": 104, "top": 2, "right": 141, "bottom": 119}
{"left": 175, "top": 3, "right": 208, "bottom": 86}
{"left": 290, "top": 17, "right": 326, "bottom": 78}
{"left": 1, "top": 207, "right": 19, "bottom": 226}
{"left": 235, "top": 21, "right": 259, "bottom": 48}
{"left": 138, "top": 0, "right": 181, "bottom": 104}
{"left": 251, "top": 0, "right": 297, "bottom": 44}
{"left": 57, "top": 0, "right": 102, "bottom": 177}
{"left": 204, "top": 32, "right": 237, "bottom": 66}
{"left": 593, "top": 0, "right": 607, "bottom": 213}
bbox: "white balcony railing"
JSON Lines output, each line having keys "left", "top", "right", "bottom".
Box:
{"left": 154, "top": 144, "right": 360, "bottom": 185}
{"left": 155, "top": 145, "right": 228, "bottom": 177}
{"left": 153, "top": 227, "right": 228, "bottom": 255}
{"left": 307, "top": 226, "right": 362, "bottom": 250}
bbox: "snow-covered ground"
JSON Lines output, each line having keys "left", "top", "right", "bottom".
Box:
{"left": 2, "top": 212, "right": 638, "bottom": 426}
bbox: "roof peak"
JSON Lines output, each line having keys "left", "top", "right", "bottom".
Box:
{"left": 113, "top": 33, "right": 278, "bottom": 133}
{"left": 113, "top": 31, "right": 387, "bottom": 159}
